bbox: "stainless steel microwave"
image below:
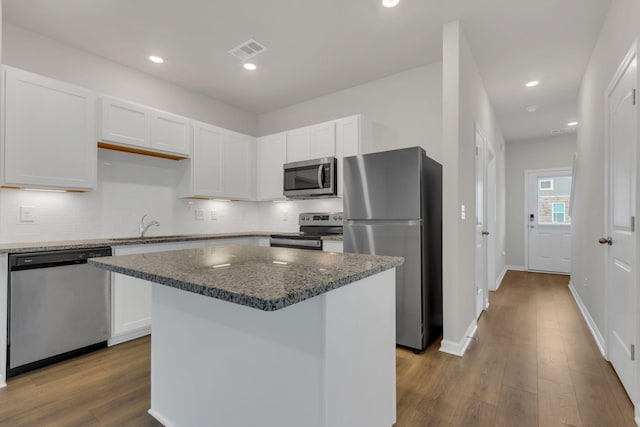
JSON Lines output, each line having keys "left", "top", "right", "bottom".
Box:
{"left": 283, "top": 157, "right": 337, "bottom": 198}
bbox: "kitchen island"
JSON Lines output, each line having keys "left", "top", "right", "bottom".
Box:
{"left": 89, "top": 245, "right": 402, "bottom": 427}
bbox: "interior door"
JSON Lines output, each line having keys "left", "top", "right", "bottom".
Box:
{"left": 604, "top": 46, "right": 637, "bottom": 402}
{"left": 475, "top": 125, "right": 487, "bottom": 318}
{"left": 527, "top": 170, "right": 572, "bottom": 273}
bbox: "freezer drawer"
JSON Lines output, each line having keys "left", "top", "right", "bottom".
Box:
{"left": 344, "top": 222, "right": 424, "bottom": 349}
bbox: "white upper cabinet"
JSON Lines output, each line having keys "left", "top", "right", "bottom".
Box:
{"left": 286, "top": 127, "right": 311, "bottom": 163}
{"left": 286, "top": 122, "right": 336, "bottom": 163}
{"left": 99, "top": 96, "right": 190, "bottom": 157}
{"left": 335, "top": 115, "right": 371, "bottom": 196}
{"left": 2, "top": 66, "right": 97, "bottom": 190}
{"left": 100, "top": 96, "right": 150, "bottom": 148}
{"left": 256, "top": 133, "right": 287, "bottom": 201}
{"left": 150, "top": 109, "right": 190, "bottom": 154}
{"left": 179, "top": 121, "right": 256, "bottom": 200}
{"left": 309, "top": 122, "right": 336, "bottom": 159}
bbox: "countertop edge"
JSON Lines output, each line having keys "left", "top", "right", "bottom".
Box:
{"left": 88, "top": 256, "right": 401, "bottom": 312}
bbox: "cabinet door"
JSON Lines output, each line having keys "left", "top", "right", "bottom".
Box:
{"left": 3, "top": 67, "right": 97, "bottom": 190}
{"left": 257, "top": 133, "right": 287, "bottom": 200}
{"left": 111, "top": 240, "right": 211, "bottom": 344}
{"left": 100, "top": 96, "right": 150, "bottom": 147}
{"left": 192, "top": 122, "right": 223, "bottom": 197}
{"left": 309, "top": 122, "right": 336, "bottom": 159}
{"left": 150, "top": 109, "right": 190, "bottom": 156}
{"left": 222, "top": 132, "right": 254, "bottom": 199}
{"left": 286, "top": 127, "right": 311, "bottom": 163}
{"left": 335, "top": 116, "right": 361, "bottom": 197}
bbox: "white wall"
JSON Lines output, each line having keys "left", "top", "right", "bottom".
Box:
{"left": 570, "top": 0, "right": 640, "bottom": 414}
{"left": 258, "top": 63, "right": 443, "bottom": 163}
{"left": 2, "top": 23, "right": 257, "bottom": 136}
{"left": 441, "top": 21, "right": 507, "bottom": 354}
{"left": 505, "top": 134, "right": 577, "bottom": 267}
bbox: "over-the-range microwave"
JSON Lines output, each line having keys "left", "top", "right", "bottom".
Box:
{"left": 283, "top": 157, "right": 337, "bottom": 199}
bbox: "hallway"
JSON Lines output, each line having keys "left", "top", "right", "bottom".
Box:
{"left": 396, "top": 271, "right": 636, "bottom": 426}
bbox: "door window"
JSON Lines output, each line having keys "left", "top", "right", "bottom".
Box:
{"left": 537, "top": 176, "right": 572, "bottom": 225}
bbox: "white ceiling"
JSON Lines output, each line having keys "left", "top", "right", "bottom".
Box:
{"left": 3, "top": 0, "right": 611, "bottom": 141}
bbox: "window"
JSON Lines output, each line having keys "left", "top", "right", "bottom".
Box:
{"left": 539, "top": 179, "right": 553, "bottom": 191}
{"left": 552, "top": 203, "right": 566, "bottom": 224}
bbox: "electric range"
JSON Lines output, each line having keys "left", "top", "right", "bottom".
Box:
{"left": 270, "top": 212, "right": 344, "bottom": 251}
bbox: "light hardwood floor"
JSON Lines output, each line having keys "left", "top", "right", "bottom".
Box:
{"left": 0, "top": 271, "right": 634, "bottom": 426}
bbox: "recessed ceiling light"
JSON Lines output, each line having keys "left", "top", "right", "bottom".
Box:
{"left": 382, "top": 0, "right": 400, "bottom": 7}
{"left": 243, "top": 63, "right": 257, "bottom": 71}
{"left": 148, "top": 55, "right": 164, "bottom": 64}
{"left": 526, "top": 105, "right": 538, "bottom": 113}
{"left": 525, "top": 80, "right": 540, "bottom": 88}
{"left": 567, "top": 121, "right": 579, "bottom": 126}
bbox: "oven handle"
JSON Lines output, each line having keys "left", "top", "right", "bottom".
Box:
{"left": 270, "top": 238, "right": 322, "bottom": 248}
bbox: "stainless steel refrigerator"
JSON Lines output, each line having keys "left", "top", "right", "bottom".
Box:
{"left": 343, "top": 147, "right": 442, "bottom": 352}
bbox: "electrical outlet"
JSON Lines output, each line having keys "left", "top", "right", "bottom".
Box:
{"left": 211, "top": 210, "right": 217, "bottom": 221}
{"left": 195, "top": 209, "right": 204, "bottom": 221}
{"left": 282, "top": 211, "right": 289, "bottom": 221}
{"left": 19, "top": 206, "right": 35, "bottom": 223}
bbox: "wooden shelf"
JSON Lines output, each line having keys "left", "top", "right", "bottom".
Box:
{"left": 97, "top": 141, "right": 188, "bottom": 161}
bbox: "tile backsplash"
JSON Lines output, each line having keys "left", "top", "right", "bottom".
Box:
{"left": 0, "top": 150, "right": 343, "bottom": 243}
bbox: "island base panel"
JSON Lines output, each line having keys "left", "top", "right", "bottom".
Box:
{"left": 149, "top": 268, "right": 396, "bottom": 427}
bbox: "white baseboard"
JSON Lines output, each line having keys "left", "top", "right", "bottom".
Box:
{"left": 148, "top": 409, "right": 175, "bottom": 427}
{"left": 568, "top": 282, "right": 606, "bottom": 357}
{"left": 635, "top": 412, "right": 639, "bottom": 427}
{"left": 439, "top": 319, "right": 478, "bottom": 357}
{"left": 493, "top": 266, "right": 508, "bottom": 291}
{"left": 505, "top": 265, "right": 526, "bottom": 271}
{"left": 108, "top": 326, "right": 151, "bottom": 347}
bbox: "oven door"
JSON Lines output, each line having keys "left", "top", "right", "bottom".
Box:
{"left": 283, "top": 158, "right": 337, "bottom": 198}
{"left": 270, "top": 238, "right": 323, "bottom": 251}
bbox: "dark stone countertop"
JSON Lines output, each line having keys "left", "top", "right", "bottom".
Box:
{"left": 88, "top": 245, "right": 403, "bottom": 311}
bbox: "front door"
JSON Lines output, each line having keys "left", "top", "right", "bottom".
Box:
{"left": 604, "top": 43, "right": 637, "bottom": 402}
{"left": 527, "top": 169, "right": 572, "bottom": 273}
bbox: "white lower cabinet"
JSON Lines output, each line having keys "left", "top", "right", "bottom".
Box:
{"left": 323, "top": 240, "right": 344, "bottom": 253}
{"left": 110, "top": 237, "right": 256, "bottom": 345}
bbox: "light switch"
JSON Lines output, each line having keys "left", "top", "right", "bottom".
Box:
{"left": 460, "top": 204, "right": 466, "bottom": 220}
{"left": 195, "top": 209, "right": 204, "bottom": 221}
{"left": 19, "top": 206, "right": 35, "bottom": 223}
{"left": 210, "top": 210, "right": 217, "bottom": 221}
{"left": 282, "top": 211, "right": 289, "bottom": 221}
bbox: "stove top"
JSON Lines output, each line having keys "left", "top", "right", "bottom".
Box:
{"left": 270, "top": 212, "right": 343, "bottom": 242}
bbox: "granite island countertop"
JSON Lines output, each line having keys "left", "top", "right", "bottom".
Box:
{"left": 88, "top": 245, "right": 402, "bottom": 311}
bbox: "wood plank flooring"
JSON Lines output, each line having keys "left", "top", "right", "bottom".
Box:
{"left": 396, "top": 271, "right": 636, "bottom": 426}
{"left": 0, "top": 271, "right": 634, "bottom": 426}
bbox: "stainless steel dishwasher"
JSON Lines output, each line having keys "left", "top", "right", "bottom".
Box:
{"left": 8, "top": 247, "right": 112, "bottom": 377}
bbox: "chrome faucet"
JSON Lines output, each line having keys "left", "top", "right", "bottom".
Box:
{"left": 139, "top": 214, "right": 160, "bottom": 237}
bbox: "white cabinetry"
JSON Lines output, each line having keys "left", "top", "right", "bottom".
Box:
{"left": 323, "top": 240, "right": 344, "bottom": 253}
{"left": 335, "top": 115, "right": 371, "bottom": 196}
{"left": 256, "top": 133, "right": 287, "bottom": 201}
{"left": 99, "top": 96, "right": 190, "bottom": 157}
{"left": 286, "top": 122, "right": 335, "bottom": 163}
{"left": 178, "top": 121, "right": 256, "bottom": 200}
{"left": 2, "top": 66, "right": 97, "bottom": 190}
{"left": 110, "top": 237, "right": 255, "bottom": 345}
{"left": 110, "top": 240, "right": 211, "bottom": 345}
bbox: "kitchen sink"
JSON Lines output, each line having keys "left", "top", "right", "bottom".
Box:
{"left": 109, "top": 235, "right": 191, "bottom": 242}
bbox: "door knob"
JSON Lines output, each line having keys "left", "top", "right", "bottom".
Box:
{"left": 482, "top": 231, "right": 490, "bottom": 236}
{"left": 598, "top": 237, "right": 613, "bottom": 245}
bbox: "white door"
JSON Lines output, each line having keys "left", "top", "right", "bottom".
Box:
{"left": 256, "top": 133, "right": 287, "bottom": 201}
{"left": 487, "top": 148, "right": 497, "bottom": 292}
{"left": 604, "top": 44, "right": 637, "bottom": 402}
{"left": 475, "top": 125, "right": 487, "bottom": 318}
{"left": 526, "top": 170, "right": 572, "bottom": 273}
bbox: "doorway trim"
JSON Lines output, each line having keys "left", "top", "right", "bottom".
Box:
{"left": 523, "top": 167, "right": 573, "bottom": 272}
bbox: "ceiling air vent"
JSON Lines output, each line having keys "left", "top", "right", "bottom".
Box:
{"left": 228, "top": 39, "right": 268, "bottom": 61}
{"left": 550, "top": 126, "right": 577, "bottom": 135}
